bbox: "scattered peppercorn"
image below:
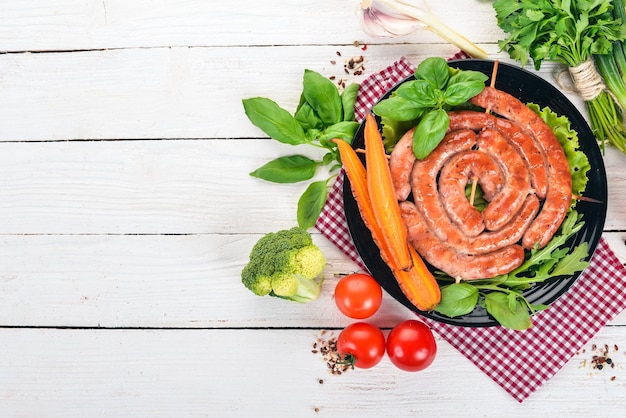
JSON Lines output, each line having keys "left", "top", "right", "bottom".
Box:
{"left": 312, "top": 330, "right": 352, "bottom": 376}
{"left": 583, "top": 342, "right": 621, "bottom": 373}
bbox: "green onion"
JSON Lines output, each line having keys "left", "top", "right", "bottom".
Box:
{"left": 592, "top": 0, "right": 626, "bottom": 153}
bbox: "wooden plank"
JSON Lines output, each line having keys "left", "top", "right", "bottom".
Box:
{"left": 0, "top": 233, "right": 415, "bottom": 328}
{"left": 0, "top": 139, "right": 622, "bottom": 234}
{"left": 0, "top": 139, "right": 318, "bottom": 234}
{"left": 0, "top": 45, "right": 584, "bottom": 141}
{"left": 0, "top": 233, "right": 624, "bottom": 328}
{"left": 0, "top": 327, "right": 624, "bottom": 416}
{"left": 0, "top": 0, "right": 501, "bottom": 51}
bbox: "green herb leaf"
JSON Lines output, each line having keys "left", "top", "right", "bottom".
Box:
{"left": 484, "top": 292, "right": 532, "bottom": 331}
{"left": 435, "top": 283, "right": 479, "bottom": 318}
{"left": 409, "top": 80, "right": 441, "bottom": 108}
{"left": 494, "top": 0, "right": 626, "bottom": 68}
{"left": 243, "top": 69, "right": 356, "bottom": 227}
{"left": 412, "top": 109, "right": 450, "bottom": 159}
{"left": 444, "top": 71, "right": 490, "bottom": 106}
{"left": 242, "top": 97, "right": 308, "bottom": 145}
{"left": 550, "top": 242, "right": 590, "bottom": 277}
{"left": 373, "top": 95, "right": 425, "bottom": 121}
{"left": 297, "top": 180, "right": 329, "bottom": 230}
{"left": 341, "top": 83, "right": 360, "bottom": 122}
{"left": 415, "top": 57, "right": 450, "bottom": 90}
{"left": 295, "top": 102, "right": 323, "bottom": 131}
{"left": 380, "top": 116, "right": 419, "bottom": 152}
{"left": 250, "top": 155, "right": 319, "bottom": 183}
{"left": 375, "top": 59, "right": 486, "bottom": 159}
{"left": 318, "top": 121, "right": 359, "bottom": 145}
{"left": 303, "top": 69, "right": 342, "bottom": 125}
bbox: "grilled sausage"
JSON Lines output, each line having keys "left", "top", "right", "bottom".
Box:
{"left": 411, "top": 132, "right": 539, "bottom": 255}
{"left": 438, "top": 149, "right": 503, "bottom": 237}
{"left": 476, "top": 128, "right": 531, "bottom": 231}
{"left": 470, "top": 87, "right": 572, "bottom": 249}
{"left": 389, "top": 128, "right": 416, "bottom": 201}
{"left": 448, "top": 110, "right": 548, "bottom": 198}
{"left": 411, "top": 129, "right": 477, "bottom": 243}
{"left": 400, "top": 201, "right": 526, "bottom": 280}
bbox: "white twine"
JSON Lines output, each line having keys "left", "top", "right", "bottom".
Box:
{"left": 567, "top": 58, "right": 606, "bottom": 101}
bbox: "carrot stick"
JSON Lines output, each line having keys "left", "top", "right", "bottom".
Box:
{"left": 332, "top": 138, "right": 399, "bottom": 270}
{"left": 393, "top": 246, "right": 441, "bottom": 311}
{"left": 364, "top": 114, "right": 413, "bottom": 271}
{"left": 334, "top": 134, "right": 441, "bottom": 311}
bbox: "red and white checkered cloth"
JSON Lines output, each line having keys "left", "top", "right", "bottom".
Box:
{"left": 315, "top": 55, "right": 626, "bottom": 402}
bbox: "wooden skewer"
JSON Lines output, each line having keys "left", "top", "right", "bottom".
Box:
{"left": 573, "top": 194, "right": 603, "bottom": 203}
{"left": 490, "top": 60, "right": 499, "bottom": 89}
{"left": 485, "top": 60, "right": 499, "bottom": 115}
{"left": 469, "top": 177, "right": 478, "bottom": 206}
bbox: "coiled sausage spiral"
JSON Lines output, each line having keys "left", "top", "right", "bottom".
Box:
{"left": 389, "top": 87, "right": 572, "bottom": 280}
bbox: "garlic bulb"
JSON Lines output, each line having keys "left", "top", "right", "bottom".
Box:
{"left": 356, "top": 0, "right": 487, "bottom": 59}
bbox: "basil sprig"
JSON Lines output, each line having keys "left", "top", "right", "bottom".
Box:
{"left": 243, "top": 70, "right": 359, "bottom": 229}
{"left": 372, "top": 57, "right": 488, "bottom": 159}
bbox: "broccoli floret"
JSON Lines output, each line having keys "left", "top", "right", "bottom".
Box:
{"left": 241, "top": 227, "right": 326, "bottom": 303}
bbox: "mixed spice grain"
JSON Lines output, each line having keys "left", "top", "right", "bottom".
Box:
{"left": 312, "top": 330, "right": 352, "bottom": 376}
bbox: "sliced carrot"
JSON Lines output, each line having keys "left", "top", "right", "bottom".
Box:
{"left": 393, "top": 246, "right": 441, "bottom": 311}
{"left": 333, "top": 118, "right": 441, "bottom": 311}
{"left": 364, "top": 114, "right": 412, "bottom": 271}
{"left": 332, "top": 137, "right": 398, "bottom": 270}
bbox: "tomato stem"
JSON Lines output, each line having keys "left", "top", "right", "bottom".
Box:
{"left": 336, "top": 353, "right": 357, "bottom": 369}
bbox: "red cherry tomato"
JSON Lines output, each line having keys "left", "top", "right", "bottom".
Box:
{"left": 336, "top": 322, "right": 385, "bottom": 369}
{"left": 386, "top": 320, "right": 437, "bottom": 372}
{"left": 334, "top": 273, "right": 383, "bottom": 319}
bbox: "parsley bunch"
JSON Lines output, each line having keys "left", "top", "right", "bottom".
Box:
{"left": 494, "top": 0, "right": 626, "bottom": 154}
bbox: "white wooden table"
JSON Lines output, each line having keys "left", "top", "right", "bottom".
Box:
{"left": 1, "top": 1, "right": 626, "bottom": 416}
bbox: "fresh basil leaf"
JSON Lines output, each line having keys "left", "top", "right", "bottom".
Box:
{"left": 373, "top": 95, "right": 424, "bottom": 121}
{"left": 341, "top": 83, "right": 360, "bottom": 122}
{"left": 295, "top": 102, "right": 323, "bottom": 131}
{"left": 445, "top": 70, "right": 488, "bottom": 106}
{"left": 444, "top": 80, "right": 488, "bottom": 106}
{"left": 303, "top": 69, "right": 342, "bottom": 126}
{"left": 434, "top": 283, "right": 479, "bottom": 318}
{"left": 297, "top": 180, "right": 329, "bottom": 230}
{"left": 484, "top": 292, "right": 532, "bottom": 331}
{"left": 415, "top": 57, "right": 450, "bottom": 90}
{"left": 250, "top": 155, "right": 319, "bottom": 183}
{"left": 306, "top": 128, "right": 322, "bottom": 143}
{"left": 412, "top": 109, "right": 450, "bottom": 159}
{"left": 242, "top": 97, "right": 308, "bottom": 145}
{"left": 394, "top": 80, "right": 418, "bottom": 97}
{"left": 318, "top": 121, "right": 359, "bottom": 145}
{"left": 408, "top": 80, "right": 440, "bottom": 108}
{"left": 322, "top": 150, "right": 338, "bottom": 166}
{"left": 529, "top": 303, "right": 549, "bottom": 312}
